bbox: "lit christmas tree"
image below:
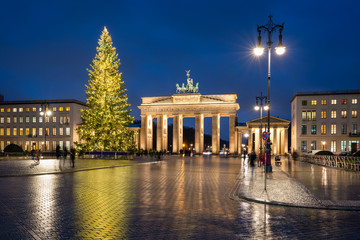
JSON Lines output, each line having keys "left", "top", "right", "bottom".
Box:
{"left": 77, "top": 27, "right": 134, "bottom": 152}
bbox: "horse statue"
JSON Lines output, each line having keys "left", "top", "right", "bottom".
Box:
{"left": 193, "top": 82, "right": 199, "bottom": 93}
{"left": 176, "top": 84, "right": 181, "bottom": 93}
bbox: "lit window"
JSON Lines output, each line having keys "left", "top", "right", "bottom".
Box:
{"left": 52, "top": 107, "right": 56, "bottom": 112}
{"left": 66, "top": 127, "right": 70, "bottom": 135}
{"left": 13, "top": 117, "right": 17, "bottom": 123}
{"left": 19, "top": 108, "right": 23, "bottom": 112}
{"left": 311, "top": 125, "right": 317, "bottom": 134}
{"left": 0, "top": 108, "right": 4, "bottom": 112}
{"left": 52, "top": 116, "right": 56, "bottom": 123}
{"left": 331, "top": 99, "right": 337, "bottom": 104}
{"left": 311, "top": 141, "right": 316, "bottom": 150}
{"left": 301, "top": 141, "right": 307, "bottom": 152}
{"left": 331, "top": 141, "right": 336, "bottom": 152}
{"left": 45, "top": 117, "right": 50, "bottom": 123}
{"left": 341, "top": 99, "right": 347, "bottom": 104}
{"left": 53, "top": 128, "right": 56, "bottom": 136}
{"left": 13, "top": 108, "right": 17, "bottom": 112}
{"left": 311, "top": 100, "right": 317, "bottom": 105}
{"left": 331, "top": 124, "right": 336, "bottom": 134}
{"left": 19, "top": 128, "right": 23, "bottom": 136}
{"left": 45, "top": 128, "right": 49, "bottom": 136}
{"left": 13, "top": 128, "right": 17, "bottom": 136}
{"left": 331, "top": 111, "right": 337, "bottom": 119}
{"left": 341, "top": 110, "right": 347, "bottom": 118}
{"left": 352, "top": 110, "right": 358, "bottom": 118}
{"left": 19, "top": 117, "right": 23, "bottom": 123}
{"left": 32, "top": 128, "right": 36, "bottom": 137}
{"left": 59, "top": 107, "right": 64, "bottom": 112}
{"left": 321, "top": 111, "right": 326, "bottom": 119}
{"left": 6, "top": 108, "right": 10, "bottom": 113}
{"left": 0, "top": 117, "right": 3, "bottom": 123}
{"left": 341, "top": 141, "right": 347, "bottom": 151}
{"left": 6, "top": 117, "right": 10, "bottom": 123}
{"left": 25, "top": 128, "right": 30, "bottom": 136}
{"left": 39, "top": 117, "right": 43, "bottom": 123}
{"left": 32, "top": 117, "right": 37, "bottom": 123}
{"left": 0, "top": 128, "right": 3, "bottom": 136}
{"left": 39, "top": 128, "right": 43, "bottom": 136}
{"left": 302, "top": 111, "right": 306, "bottom": 121}
{"left": 25, "top": 117, "right": 29, "bottom": 123}
{"left": 26, "top": 108, "right": 30, "bottom": 112}
{"left": 6, "top": 128, "right": 10, "bottom": 136}
{"left": 59, "top": 128, "right": 63, "bottom": 136}
{"left": 321, "top": 124, "right": 326, "bottom": 134}
{"left": 66, "top": 107, "right": 70, "bottom": 111}
{"left": 352, "top": 99, "right": 358, "bottom": 104}
{"left": 32, "top": 107, "right": 36, "bottom": 112}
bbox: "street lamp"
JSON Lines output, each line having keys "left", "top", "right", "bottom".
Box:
{"left": 254, "top": 93, "right": 268, "bottom": 166}
{"left": 40, "top": 103, "right": 52, "bottom": 153}
{"left": 254, "top": 15, "right": 285, "bottom": 178}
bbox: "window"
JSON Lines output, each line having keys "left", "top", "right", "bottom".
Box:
{"left": 39, "top": 128, "right": 43, "bottom": 136}
{"left": 66, "top": 127, "right": 70, "bottom": 136}
{"left": 39, "top": 117, "right": 43, "bottom": 123}
{"left": 341, "top": 99, "right": 347, "bottom": 105}
{"left": 66, "top": 107, "right": 70, "bottom": 111}
{"left": 59, "top": 107, "right": 64, "bottom": 111}
{"left": 6, "top": 128, "right": 10, "bottom": 136}
{"left": 59, "top": 141, "right": 63, "bottom": 150}
{"left": 341, "top": 110, "right": 347, "bottom": 118}
{"left": 341, "top": 124, "right": 347, "bottom": 134}
{"left": 59, "top": 128, "right": 63, "bottom": 136}
{"left": 311, "top": 100, "right": 317, "bottom": 105}
{"left": 302, "top": 100, "right": 307, "bottom": 106}
{"left": 32, "top": 128, "right": 36, "bottom": 137}
{"left": 321, "top": 111, "right": 327, "bottom": 119}
{"left": 26, "top": 108, "right": 30, "bottom": 112}
{"left": 6, "top": 108, "right": 10, "bottom": 113}
{"left": 302, "top": 110, "right": 316, "bottom": 121}
{"left": 301, "top": 141, "right": 307, "bottom": 152}
{"left": 321, "top": 124, "right": 326, "bottom": 134}
{"left": 52, "top": 116, "right": 56, "bottom": 123}
{"left": 6, "top": 117, "right": 10, "bottom": 123}
{"left": 0, "top": 117, "right": 3, "bottom": 123}
{"left": 331, "top": 111, "right": 337, "bottom": 119}
{"left": 341, "top": 141, "right": 347, "bottom": 152}
{"left": 19, "top": 128, "right": 23, "bottom": 136}
{"left": 19, "top": 108, "right": 23, "bottom": 112}
{"left": 52, "top": 128, "right": 56, "bottom": 136}
{"left": 32, "top": 107, "right": 36, "bottom": 112}
{"left": 13, "top": 117, "right": 17, "bottom": 123}
{"left": 0, "top": 128, "right": 3, "bottom": 136}
{"left": 52, "top": 107, "right": 57, "bottom": 112}
{"left": 311, "top": 141, "right": 316, "bottom": 150}
{"left": 25, "top": 117, "right": 29, "bottom": 123}
{"left": 45, "top": 128, "right": 49, "bottom": 136}
{"left": 311, "top": 125, "right": 317, "bottom": 134}
{"left": 25, "top": 128, "right": 30, "bottom": 136}
{"left": 302, "top": 111, "right": 306, "bottom": 121}
{"left": 301, "top": 125, "right": 307, "bottom": 135}
{"left": 331, "top": 141, "right": 336, "bottom": 153}
{"left": 32, "top": 117, "right": 37, "bottom": 123}
{"left": 66, "top": 141, "right": 70, "bottom": 151}
{"left": 352, "top": 99, "right": 358, "bottom": 104}
{"left": 331, "top": 99, "right": 337, "bottom": 105}
{"left": 19, "top": 117, "right": 23, "bottom": 123}
{"left": 0, "top": 108, "right": 3, "bottom": 112}
{"left": 331, "top": 124, "right": 336, "bottom": 134}
{"left": 352, "top": 124, "right": 357, "bottom": 134}
{"left": 52, "top": 141, "right": 57, "bottom": 151}
{"left": 352, "top": 110, "right": 357, "bottom": 118}
{"left": 13, "top": 108, "right": 17, "bottom": 112}
{"left": 45, "top": 117, "right": 50, "bottom": 123}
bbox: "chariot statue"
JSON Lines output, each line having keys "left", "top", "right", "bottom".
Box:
{"left": 176, "top": 70, "right": 199, "bottom": 93}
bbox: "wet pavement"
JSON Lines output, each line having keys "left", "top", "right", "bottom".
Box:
{"left": 0, "top": 155, "right": 359, "bottom": 239}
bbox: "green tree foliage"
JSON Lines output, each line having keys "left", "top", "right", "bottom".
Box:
{"left": 76, "top": 27, "right": 134, "bottom": 152}
{"left": 4, "top": 143, "right": 23, "bottom": 153}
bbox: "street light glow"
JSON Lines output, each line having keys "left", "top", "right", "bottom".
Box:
{"left": 264, "top": 105, "right": 269, "bottom": 110}
{"left": 254, "top": 105, "right": 260, "bottom": 111}
{"left": 275, "top": 46, "right": 286, "bottom": 55}
{"left": 254, "top": 47, "right": 264, "bottom": 56}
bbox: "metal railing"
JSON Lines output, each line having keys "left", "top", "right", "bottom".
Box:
{"left": 300, "top": 155, "right": 360, "bottom": 171}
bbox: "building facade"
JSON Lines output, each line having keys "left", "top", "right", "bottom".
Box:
{"left": 291, "top": 91, "right": 360, "bottom": 154}
{"left": 0, "top": 99, "right": 86, "bottom": 152}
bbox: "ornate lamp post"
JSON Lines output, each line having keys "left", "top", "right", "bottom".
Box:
{"left": 254, "top": 15, "right": 285, "bottom": 179}
{"left": 40, "top": 103, "right": 52, "bottom": 153}
{"left": 254, "top": 93, "right": 268, "bottom": 166}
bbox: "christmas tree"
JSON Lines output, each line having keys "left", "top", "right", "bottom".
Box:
{"left": 76, "top": 27, "right": 134, "bottom": 152}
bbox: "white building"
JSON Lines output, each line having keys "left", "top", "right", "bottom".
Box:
{"left": 0, "top": 99, "right": 86, "bottom": 152}
{"left": 291, "top": 91, "right": 360, "bottom": 154}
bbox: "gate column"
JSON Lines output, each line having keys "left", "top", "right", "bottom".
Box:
{"left": 212, "top": 114, "right": 220, "bottom": 154}
{"left": 173, "top": 114, "right": 183, "bottom": 153}
{"left": 229, "top": 114, "right": 236, "bottom": 154}
{"left": 195, "top": 114, "right": 204, "bottom": 153}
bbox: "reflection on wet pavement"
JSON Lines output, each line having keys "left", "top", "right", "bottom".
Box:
{"left": 0, "top": 156, "right": 359, "bottom": 239}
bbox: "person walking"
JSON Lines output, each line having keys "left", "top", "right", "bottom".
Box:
{"left": 70, "top": 147, "right": 76, "bottom": 168}
{"left": 250, "top": 151, "right": 256, "bottom": 167}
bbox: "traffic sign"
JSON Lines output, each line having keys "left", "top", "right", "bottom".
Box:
{"left": 262, "top": 131, "right": 268, "bottom": 140}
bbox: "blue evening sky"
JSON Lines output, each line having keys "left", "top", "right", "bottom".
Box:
{"left": 1, "top": 0, "right": 359, "bottom": 139}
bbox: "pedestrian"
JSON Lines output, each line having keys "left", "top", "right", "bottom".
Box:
{"left": 63, "top": 147, "right": 68, "bottom": 159}
{"left": 250, "top": 151, "right": 256, "bottom": 167}
{"left": 56, "top": 145, "right": 61, "bottom": 159}
{"left": 70, "top": 147, "right": 76, "bottom": 168}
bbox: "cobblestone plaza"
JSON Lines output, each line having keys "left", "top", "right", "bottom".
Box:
{"left": 0, "top": 156, "right": 359, "bottom": 239}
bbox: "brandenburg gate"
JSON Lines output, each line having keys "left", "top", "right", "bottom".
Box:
{"left": 138, "top": 71, "right": 240, "bottom": 154}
